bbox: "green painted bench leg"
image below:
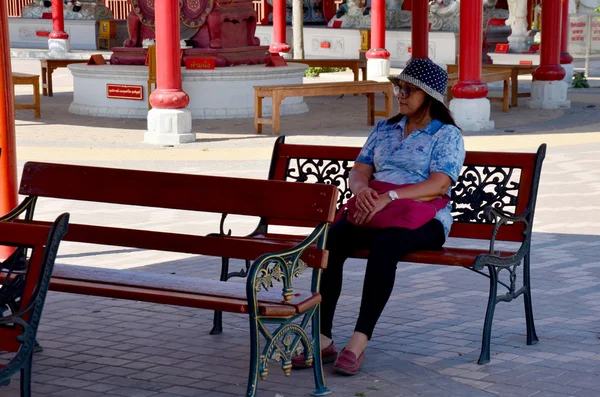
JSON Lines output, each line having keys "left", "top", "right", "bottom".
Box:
{"left": 311, "top": 304, "right": 332, "bottom": 396}
{"left": 478, "top": 265, "right": 498, "bottom": 365}
{"left": 20, "top": 356, "right": 32, "bottom": 397}
{"left": 246, "top": 315, "right": 260, "bottom": 397}
{"left": 523, "top": 254, "right": 539, "bottom": 346}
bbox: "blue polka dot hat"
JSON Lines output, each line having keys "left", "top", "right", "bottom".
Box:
{"left": 388, "top": 58, "right": 448, "bottom": 105}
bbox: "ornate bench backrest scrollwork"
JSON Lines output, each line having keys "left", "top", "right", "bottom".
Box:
{"left": 264, "top": 136, "right": 546, "bottom": 243}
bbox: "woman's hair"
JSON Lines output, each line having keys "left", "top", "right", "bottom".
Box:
{"left": 408, "top": 93, "right": 461, "bottom": 130}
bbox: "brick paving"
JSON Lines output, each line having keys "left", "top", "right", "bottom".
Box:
{"left": 2, "top": 57, "right": 600, "bottom": 397}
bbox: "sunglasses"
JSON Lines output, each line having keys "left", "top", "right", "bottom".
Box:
{"left": 392, "top": 84, "right": 421, "bottom": 98}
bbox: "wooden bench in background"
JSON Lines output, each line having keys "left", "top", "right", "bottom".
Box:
{"left": 447, "top": 64, "right": 536, "bottom": 107}
{"left": 0, "top": 215, "right": 70, "bottom": 397}
{"left": 40, "top": 59, "right": 89, "bottom": 97}
{"left": 293, "top": 59, "right": 368, "bottom": 82}
{"left": 212, "top": 136, "right": 547, "bottom": 365}
{"left": 254, "top": 81, "right": 394, "bottom": 135}
{"left": 2, "top": 162, "right": 338, "bottom": 397}
{"left": 12, "top": 73, "right": 41, "bottom": 119}
{"left": 447, "top": 71, "right": 511, "bottom": 112}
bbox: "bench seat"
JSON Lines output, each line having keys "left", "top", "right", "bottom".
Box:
{"left": 51, "top": 265, "right": 321, "bottom": 317}
{"left": 229, "top": 233, "right": 517, "bottom": 267}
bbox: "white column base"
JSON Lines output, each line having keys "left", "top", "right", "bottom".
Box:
{"left": 145, "top": 108, "right": 195, "bottom": 145}
{"left": 367, "top": 58, "right": 391, "bottom": 80}
{"left": 528, "top": 80, "right": 570, "bottom": 109}
{"left": 48, "top": 38, "right": 71, "bottom": 53}
{"left": 449, "top": 98, "right": 494, "bottom": 132}
{"left": 562, "top": 63, "right": 574, "bottom": 86}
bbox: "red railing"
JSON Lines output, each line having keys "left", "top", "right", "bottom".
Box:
{"left": 7, "top": 0, "right": 31, "bottom": 17}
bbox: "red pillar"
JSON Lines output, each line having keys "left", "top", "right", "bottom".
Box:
{"left": 560, "top": 0, "right": 573, "bottom": 64}
{"left": 49, "top": 0, "right": 68, "bottom": 39}
{"left": 0, "top": 0, "right": 19, "bottom": 258}
{"left": 149, "top": 0, "right": 189, "bottom": 109}
{"left": 270, "top": 0, "right": 290, "bottom": 53}
{"left": 533, "top": 0, "right": 565, "bottom": 81}
{"left": 451, "top": 0, "right": 488, "bottom": 99}
{"left": 366, "top": 0, "right": 390, "bottom": 60}
{"left": 411, "top": 0, "right": 429, "bottom": 58}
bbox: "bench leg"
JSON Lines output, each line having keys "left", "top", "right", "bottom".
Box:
{"left": 311, "top": 304, "right": 332, "bottom": 396}
{"left": 47, "top": 67, "right": 54, "bottom": 97}
{"left": 478, "top": 265, "right": 498, "bottom": 365}
{"left": 511, "top": 70, "right": 518, "bottom": 107}
{"left": 503, "top": 79, "right": 509, "bottom": 112}
{"left": 20, "top": 355, "right": 32, "bottom": 397}
{"left": 246, "top": 315, "right": 261, "bottom": 397}
{"left": 210, "top": 257, "right": 230, "bottom": 335}
{"left": 367, "top": 93, "right": 375, "bottom": 125}
{"left": 254, "top": 94, "right": 263, "bottom": 134}
{"left": 33, "top": 79, "right": 40, "bottom": 119}
{"left": 523, "top": 253, "right": 539, "bottom": 346}
{"left": 41, "top": 64, "right": 48, "bottom": 97}
{"left": 272, "top": 93, "right": 282, "bottom": 136}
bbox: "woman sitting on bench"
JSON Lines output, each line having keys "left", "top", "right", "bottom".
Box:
{"left": 293, "top": 58, "right": 466, "bottom": 375}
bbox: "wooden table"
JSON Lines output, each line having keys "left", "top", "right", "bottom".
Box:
{"left": 40, "top": 59, "right": 89, "bottom": 97}
{"left": 447, "top": 71, "right": 511, "bottom": 112}
{"left": 292, "top": 59, "right": 367, "bottom": 81}
{"left": 254, "top": 80, "right": 393, "bottom": 135}
{"left": 447, "top": 64, "right": 536, "bottom": 107}
{"left": 12, "top": 72, "right": 41, "bottom": 118}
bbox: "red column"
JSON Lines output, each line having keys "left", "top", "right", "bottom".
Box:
{"left": 533, "top": 0, "right": 565, "bottom": 80}
{"left": 0, "top": 0, "right": 19, "bottom": 258}
{"left": 49, "top": 0, "right": 68, "bottom": 39}
{"left": 149, "top": 0, "right": 189, "bottom": 109}
{"left": 560, "top": 0, "right": 573, "bottom": 64}
{"left": 270, "top": 0, "right": 290, "bottom": 53}
{"left": 366, "top": 0, "right": 390, "bottom": 60}
{"left": 411, "top": 0, "right": 429, "bottom": 58}
{"left": 452, "top": 0, "right": 488, "bottom": 99}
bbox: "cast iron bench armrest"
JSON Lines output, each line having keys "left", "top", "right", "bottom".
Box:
{"left": 472, "top": 206, "right": 533, "bottom": 271}
{"left": 0, "top": 197, "right": 37, "bottom": 223}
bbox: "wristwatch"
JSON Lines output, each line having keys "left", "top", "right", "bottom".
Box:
{"left": 388, "top": 190, "right": 399, "bottom": 201}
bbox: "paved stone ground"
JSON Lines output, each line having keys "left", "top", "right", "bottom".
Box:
{"left": 2, "top": 57, "right": 600, "bottom": 397}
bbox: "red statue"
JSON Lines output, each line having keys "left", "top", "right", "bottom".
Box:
{"left": 111, "top": 0, "right": 268, "bottom": 66}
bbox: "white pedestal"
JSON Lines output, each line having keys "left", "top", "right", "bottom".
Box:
{"left": 48, "top": 38, "right": 71, "bottom": 53}
{"left": 562, "top": 63, "right": 574, "bottom": 86}
{"left": 488, "top": 52, "right": 540, "bottom": 65}
{"left": 528, "top": 80, "right": 570, "bottom": 109}
{"left": 145, "top": 108, "right": 195, "bottom": 145}
{"left": 68, "top": 63, "right": 308, "bottom": 120}
{"left": 367, "top": 58, "right": 391, "bottom": 80}
{"left": 507, "top": 35, "right": 529, "bottom": 53}
{"left": 449, "top": 98, "right": 494, "bottom": 131}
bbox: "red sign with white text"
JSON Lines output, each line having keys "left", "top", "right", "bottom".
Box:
{"left": 106, "top": 84, "right": 143, "bottom": 100}
{"left": 495, "top": 43, "right": 509, "bottom": 53}
{"left": 519, "top": 60, "right": 533, "bottom": 66}
{"left": 185, "top": 58, "right": 216, "bottom": 69}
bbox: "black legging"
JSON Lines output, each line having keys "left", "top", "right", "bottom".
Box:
{"left": 320, "top": 218, "right": 446, "bottom": 340}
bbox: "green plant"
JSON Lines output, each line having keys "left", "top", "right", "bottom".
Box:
{"left": 355, "top": 393, "right": 365, "bottom": 397}
{"left": 367, "top": 386, "right": 380, "bottom": 391}
{"left": 304, "top": 66, "right": 347, "bottom": 77}
{"left": 572, "top": 72, "right": 590, "bottom": 88}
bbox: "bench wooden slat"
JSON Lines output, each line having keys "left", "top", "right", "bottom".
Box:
{"left": 225, "top": 233, "right": 517, "bottom": 267}
{"left": 20, "top": 162, "right": 337, "bottom": 224}
{"left": 50, "top": 265, "right": 321, "bottom": 317}
{"left": 16, "top": 220, "right": 329, "bottom": 269}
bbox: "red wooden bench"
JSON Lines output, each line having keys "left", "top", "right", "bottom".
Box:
{"left": 212, "top": 136, "right": 547, "bottom": 365}
{"left": 1, "top": 214, "right": 70, "bottom": 397}
{"left": 2, "top": 162, "right": 338, "bottom": 397}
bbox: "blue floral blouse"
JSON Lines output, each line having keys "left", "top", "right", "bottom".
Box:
{"left": 356, "top": 116, "right": 465, "bottom": 238}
